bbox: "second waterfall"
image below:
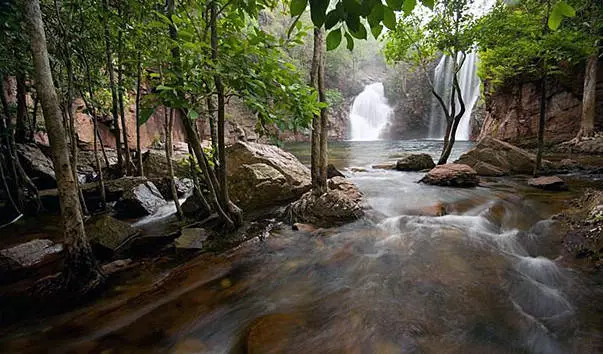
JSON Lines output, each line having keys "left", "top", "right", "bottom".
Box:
{"left": 428, "top": 52, "right": 481, "bottom": 141}
{"left": 349, "top": 83, "right": 393, "bottom": 141}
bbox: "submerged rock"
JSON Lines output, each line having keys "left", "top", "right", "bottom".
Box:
{"left": 455, "top": 137, "right": 552, "bottom": 175}
{"left": 0, "top": 239, "right": 64, "bottom": 284}
{"left": 175, "top": 228, "right": 210, "bottom": 250}
{"left": 246, "top": 313, "right": 306, "bottom": 354}
{"left": 85, "top": 215, "right": 140, "bottom": 258}
{"left": 371, "top": 162, "right": 397, "bottom": 170}
{"left": 226, "top": 142, "right": 311, "bottom": 210}
{"left": 288, "top": 177, "right": 365, "bottom": 227}
{"left": 16, "top": 143, "right": 56, "bottom": 189}
{"left": 528, "top": 176, "right": 569, "bottom": 191}
{"left": 420, "top": 164, "right": 479, "bottom": 187}
{"left": 395, "top": 153, "right": 435, "bottom": 171}
{"left": 115, "top": 181, "right": 167, "bottom": 218}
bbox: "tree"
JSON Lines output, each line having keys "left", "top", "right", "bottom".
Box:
{"left": 24, "top": 0, "right": 103, "bottom": 292}
{"left": 385, "top": 0, "right": 477, "bottom": 164}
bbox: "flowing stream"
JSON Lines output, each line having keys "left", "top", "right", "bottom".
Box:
{"left": 428, "top": 53, "right": 481, "bottom": 140}
{"left": 349, "top": 83, "right": 393, "bottom": 141}
{"left": 1, "top": 141, "right": 600, "bottom": 353}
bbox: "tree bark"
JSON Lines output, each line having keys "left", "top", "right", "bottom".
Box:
{"left": 317, "top": 28, "right": 328, "bottom": 194}
{"left": 310, "top": 27, "right": 323, "bottom": 195}
{"left": 15, "top": 73, "right": 31, "bottom": 143}
{"left": 117, "top": 8, "right": 131, "bottom": 175}
{"left": 25, "top": 0, "right": 103, "bottom": 291}
{"left": 135, "top": 51, "right": 144, "bottom": 176}
{"left": 165, "top": 108, "right": 183, "bottom": 218}
{"left": 576, "top": 53, "right": 598, "bottom": 139}
{"left": 102, "top": 0, "right": 123, "bottom": 174}
{"left": 438, "top": 71, "right": 466, "bottom": 165}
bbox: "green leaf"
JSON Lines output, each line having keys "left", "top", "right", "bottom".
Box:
{"left": 371, "top": 23, "right": 383, "bottom": 39}
{"left": 367, "top": 2, "right": 384, "bottom": 27}
{"left": 420, "top": 0, "right": 433, "bottom": 10}
{"left": 548, "top": 1, "right": 575, "bottom": 30}
{"left": 345, "top": 31, "right": 354, "bottom": 50}
{"left": 138, "top": 107, "right": 155, "bottom": 126}
{"left": 402, "top": 0, "right": 416, "bottom": 15}
{"left": 187, "top": 110, "right": 199, "bottom": 120}
{"left": 343, "top": 0, "right": 363, "bottom": 16}
{"left": 290, "top": 0, "right": 307, "bottom": 17}
{"left": 345, "top": 14, "right": 361, "bottom": 32}
{"left": 349, "top": 23, "right": 367, "bottom": 39}
{"left": 386, "top": 0, "right": 403, "bottom": 11}
{"left": 309, "top": 0, "right": 328, "bottom": 27}
{"left": 326, "top": 28, "right": 343, "bottom": 51}
{"left": 325, "top": 10, "right": 340, "bottom": 29}
{"left": 383, "top": 6, "right": 396, "bottom": 30}
{"left": 156, "top": 85, "right": 173, "bottom": 91}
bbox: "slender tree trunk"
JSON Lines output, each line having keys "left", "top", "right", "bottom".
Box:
{"left": 310, "top": 27, "right": 322, "bottom": 195}
{"left": 165, "top": 108, "right": 183, "bottom": 218}
{"left": 31, "top": 93, "right": 38, "bottom": 140}
{"left": 438, "top": 72, "right": 466, "bottom": 165}
{"left": 117, "top": 11, "right": 131, "bottom": 175}
{"left": 317, "top": 29, "right": 328, "bottom": 193}
{"left": 188, "top": 144, "right": 212, "bottom": 213}
{"left": 93, "top": 115, "right": 106, "bottom": 210}
{"left": 102, "top": 0, "right": 123, "bottom": 174}
{"left": 135, "top": 51, "right": 144, "bottom": 176}
{"left": 15, "top": 73, "right": 31, "bottom": 143}
{"left": 25, "top": 0, "right": 103, "bottom": 291}
{"left": 576, "top": 53, "right": 598, "bottom": 139}
{"left": 207, "top": 96, "right": 218, "bottom": 160}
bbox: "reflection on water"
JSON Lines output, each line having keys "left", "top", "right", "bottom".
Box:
{"left": 1, "top": 140, "right": 600, "bottom": 353}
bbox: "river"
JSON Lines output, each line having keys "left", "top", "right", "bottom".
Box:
{"left": 1, "top": 140, "right": 601, "bottom": 353}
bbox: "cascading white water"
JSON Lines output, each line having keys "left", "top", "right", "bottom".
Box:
{"left": 349, "top": 82, "right": 393, "bottom": 141}
{"left": 428, "top": 52, "right": 481, "bottom": 141}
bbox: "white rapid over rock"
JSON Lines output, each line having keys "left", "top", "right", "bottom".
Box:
{"left": 428, "top": 52, "right": 481, "bottom": 141}
{"left": 349, "top": 82, "right": 393, "bottom": 141}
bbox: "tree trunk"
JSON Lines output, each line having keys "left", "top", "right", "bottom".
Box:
{"left": 102, "top": 0, "right": 123, "bottom": 174}
{"left": 15, "top": 73, "right": 31, "bottom": 143}
{"left": 135, "top": 51, "right": 144, "bottom": 176}
{"left": 25, "top": 0, "right": 103, "bottom": 291}
{"left": 317, "top": 28, "right": 328, "bottom": 194}
{"left": 438, "top": 71, "right": 466, "bottom": 165}
{"left": 207, "top": 96, "right": 218, "bottom": 161}
{"left": 576, "top": 53, "right": 598, "bottom": 139}
{"left": 117, "top": 13, "right": 131, "bottom": 176}
{"left": 310, "top": 27, "right": 323, "bottom": 195}
{"left": 165, "top": 108, "right": 183, "bottom": 218}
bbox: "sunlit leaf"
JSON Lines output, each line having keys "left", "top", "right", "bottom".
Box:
{"left": 383, "top": 6, "right": 396, "bottom": 30}
{"left": 290, "top": 0, "right": 307, "bottom": 17}
{"left": 326, "top": 28, "right": 342, "bottom": 50}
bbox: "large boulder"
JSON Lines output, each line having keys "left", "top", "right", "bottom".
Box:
{"left": 181, "top": 193, "right": 211, "bottom": 219}
{"left": 0, "top": 239, "right": 64, "bottom": 284}
{"left": 142, "top": 150, "right": 191, "bottom": 178}
{"left": 528, "top": 176, "right": 569, "bottom": 191}
{"left": 288, "top": 177, "right": 365, "bottom": 227}
{"left": 455, "top": 137, "right": 552, "bottom": 176}
{"left": 85, "top": 215, "right": 140, "bottom": 259}
{"left": 226, "top": 142, "right": 311, "bottom": 210}
{"left": 151, "top": 177, "right": 194, "bottom": 200}
{"left": 420, "top": 164, "right": 479, "bottom": 187}
{"left": 395, "top": 153, "right": 435, "bottom": 171}
{"left": 114, "top": 181, "right": 167, "bottom": 218}
{"left": 16, "top": 143, "right": 56, "bottom": 189}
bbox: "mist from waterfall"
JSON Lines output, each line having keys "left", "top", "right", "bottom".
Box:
{"left": 427, "top": 52, "right": 481, "bottom": 141}
{"left": 349, "top": 83, "right": 393, "bottom": 141}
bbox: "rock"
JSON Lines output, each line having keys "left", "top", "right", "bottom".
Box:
{"left": 175, "top": 228, "right": 210, "bottom": 250}
{"left": 528, "top": 176, "right": 569, "bottom": 191}
{"left": 101, "top": 258, "right": 133, "bottom": 275}
{"left": 0, "top": 239, "right": 64, "bottom": 284}
{"left": 420, "top": 164, "right": 479, "bottom": 187}
{"left": 455, "top": 137, "right": 552, "bottom": 175}
{"left": 152, "top": 177, "right": 194, "bottom": 200}
{"left": 327, "top": 164, "right": 345, "bottom": 178}
{"left": 226, "top": 142, "right": 311, "bottom": 210}
{"left": 292, "top": 223, "right": 317, "bottom": 232}
{"left": 350, "top": 167, "right": 368, "bottom": 172}
{"left": 181, "top": 193, "right": 211, "bottom": 219}
{"left": 371, "top": 162, "right": 396, "bottom": 170}
{"left": 115, "top": 181, "right": 167, "bottom": 218}
{"left": 142, "top": 150, "right": 191, "bottom": 178}
{"left": 558, "top": 159, "right": 580, "bottom": 170}
{"left": 288, "top": 177, "right": 365, "bottom": 227}
{"left": 405, "top": 202, "right": 447, "bottom": 217}
{"left": 395, "top": 153, "right": 435, "bottom": 171}
{"left": 16, "top": 143, "right": 56, "bottom": 189}
{"left": 556, "top": 135, "right": 603, "bottom": 155}
{"left": 85, "top": 216, "right": 140, "bottom": 258}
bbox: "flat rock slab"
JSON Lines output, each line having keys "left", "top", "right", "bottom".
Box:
{"left": 0, "top": 239, "right": 64, "bottom": 283}
{"left": 528, "top": 176, "right": 569, "bottom": 191}
{"left": 175, "top": 228, "right": 209, "bottom": 250}
{"left": 420, "top": 164, "right": 479, "bottom": 188}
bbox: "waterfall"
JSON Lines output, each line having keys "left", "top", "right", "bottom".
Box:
{"left": 427, "top": 52, "right": 481, "bottom": 141}
{"left": 349, "top": 83, "right": 393, "bottom": 141}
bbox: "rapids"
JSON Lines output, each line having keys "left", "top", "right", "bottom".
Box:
{"left": 1, "top": 140, "right": 600, "bottom": 353}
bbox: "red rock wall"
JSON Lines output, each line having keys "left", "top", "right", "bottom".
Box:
{"left": 478, "top": 61, "right": 603, "bottom": 146}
